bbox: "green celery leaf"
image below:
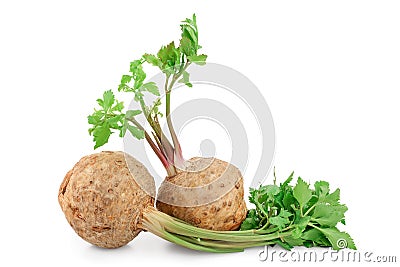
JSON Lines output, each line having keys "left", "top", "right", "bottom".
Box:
{"left": 269, "top": 209, "right": 292, "bottom": 229}
{"left": 181, "top": 24, "right": 197, "bottom": 46}
{"left": 269, "top": 216, "right": 289, "bottom": 229}
{"left": 282, "top": 191, "right": 296, "bottom": 211}
{"left": 88, "top": 90, "right": 125, "bottom": 148}
{"left": 127, "top": 124, "right": 145, "bottom": 140}
{"left": 93, "top": 125, "right": 111, "bottom": 149}
{"left": 187, "top": 54, "right": 207, "bottom": 65}
{"left": 96, "top": 98, "right": 104, "bottom": 107}
{"left": 88, "top": 111, "right": 102, "bottom": 125}
{"left": 130, "top": 60, "right": 142, "bottom": 73}
{"left": 125, "top": 110, "right": 142, "bottom": 119}
{"left": 142, "top": 82, "right": 160, "bottom": 96}
{"left": 293, "top": 177, "right": 312, "bottom": 208}
{"left": 240, "top": 209, "right": 260, "bottom": 230}
{"left": 311, "top": 203, "right": 348, "bottom": 227}
{"left": 258, "top": 184, "right": 280, "bottom": 203}
{"left": 316, "top": 227, "right": 356, "bottom": 250}
{"left": 282, "top": 236, "right": 304, "bottom": 247}
{"left": 143, "top": 53, "right": 161, "bottom": 67}
{"left": 103, "top": 90, "right": 115, "bottom": 110}
{"left": 120, "top": 120, "right": 128, "bottom": 137}
{"left": 240, "top": 218, "right": 257, "bottom": 230}
{"left": 126, "top": 59, "right": 146, "bottom": 90}
{"left": 179, "top": 36, "right": 195, "bottom": 56}
{"left": 276, "top": 240, "right": 293, "bottom": 250}
{"left": 316, "top": 236, "right": 332, "bottom": 247}
{"left": 280, "top": 209, "right": 292, "bottom": 218}
{"left": 281, "top": 171, "right": 294, "bottom": 188}
{"left": 306, "top": 195, "right": 319, "bottom": 210}
{"left": 266, "top": 184, "right": 280, "bottom": 196}
{"left": 107, "top": 115, "right": 123, "bottom": 129}
{"left": 113, "top": 101, "right": 124, "bottom": 112}
{"left": 292, "top": 216, "right": 311, "bottom": 238}
{"left": 121, "top": 74, "right": 132, "bottom": 85}
{"left": 302, "top": 229, "right": 332, "bottom": 247}
{"left": 133, "top": 67, "right": 146, "bottom": 89}
{"left": 157, "top": 41, "right": 181, "bottom": 73}
{"left": 302, "top": 228, "right": 325, "bottom": 241}
{"left": 314, "top": 181, "right": 330, "bottom": 197}
{"left": 180, "top": 14, "right": 199, "bottom": 52}
{"left": 118, "top": 83, "right": 133, "bottom": 92}
{"left": 178, "top": 70, "right": 192, "bottom": 87}
{"left": 248, "top": 188, "right": 257, "bottom": 204}
{"left": 324, "top": 188, "right": 340, "bottom": 205}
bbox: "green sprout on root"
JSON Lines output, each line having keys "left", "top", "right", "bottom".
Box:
{"left": 88, "top": 14, "right": 207, "bottom": 177}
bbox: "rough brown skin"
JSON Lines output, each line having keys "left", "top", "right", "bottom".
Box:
{"left": 156, "top": 157, "right": 247, "bottom": 231}
{"left": 58, "top": 151, "right": 155, "bottom": 248}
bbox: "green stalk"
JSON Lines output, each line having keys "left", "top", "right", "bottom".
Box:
{"left": 164, "top": 62, "right": 190, "bottom": 169}
{"left": 137, "top": 93, "right": 176, "bottom": 172}
{"left": 141, "top": 207, "right": 242, "bottom": 253}
{"left": 150, "top": 115, "right": 175, "bottom": 166}
{"left": 165, "top": 79, "right": 184, "bottom": 168}
{"left": 177, "top": 235, "right": 279, "bottom": 249}
{"left": 141, "top": 206, "right": 293, "bottom": 252}
{"left": 303, "top": 203, "right": 317, "bottom": 216}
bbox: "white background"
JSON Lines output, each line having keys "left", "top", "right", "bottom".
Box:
{"left": 1, "top": 0, "right": 399, "bottom": 266}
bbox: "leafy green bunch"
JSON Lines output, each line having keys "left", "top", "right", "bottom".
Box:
{"left": 88, "top": 90, "right": 143, "bottom": 149}
{"left": 141, "top": 172, "right": 356, "bottom": 253}
{"left": 240, "top": 172, "right": 356, "bottom": 250}
{"left": 87, "top": 14, "right": 207, "bottom": 176}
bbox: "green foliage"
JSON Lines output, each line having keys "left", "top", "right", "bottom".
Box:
{"left": 293, "top": 177, "right": 312, "bottom": 210}
{"left": 269, "top": 209, "right": 292, "bottom": 229}
{"left": 149, "top": 13, "right": 207, "bottom": 82}
{"left": 312, "top": 203, "right": 348, "bottom": 227}
{"left": 142, "top": 82, "right": 160, "bottom": 96}
{"left": 240, "top": 172, "right": 356, "bottom": 250}
{"left": 179, "top": 36, "right": 194, "bottom": 57}
{"left": 87, "top": 14, "right": 207, "bottom": 155}
{"left": 178, "top": 71, "right": 192, "bottom": 87}
{"left": 117, "top": 13, "right": 207, "bottom": 112}
{"left": 142, "top": 53, "right": 161, "bottom": 67}
{"left": 149, "top": 98, "right": 163, "bottom": 118}
{"left": 239, "top": 209, "right": 260, "bottom": 230}
{"left": 157, "top": 41, "right": 181, "bottom": 75}
{"left": 316, "top": 227, "right": 356, "bottom": 250}
{"left": 118, "top": 59, "right": 160, "bottom": 100}
{"left": 88, "top": 90, "right": 144, "bottom": 149}
{"left": 180, "top": 14, "right": 200, "bottom": 55}
{"left": 187, "top": 54, "right": 207, "bottom": 65}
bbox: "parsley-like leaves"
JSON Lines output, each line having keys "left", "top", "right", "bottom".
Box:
{"left": 87, "top": 14, "right": 208, "bottom": 176}
{"left": 241, "top": 172, "right": 356, "bottom": 250}
{"left": 88, "top": 90, "right": 144, "bottom": 149}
